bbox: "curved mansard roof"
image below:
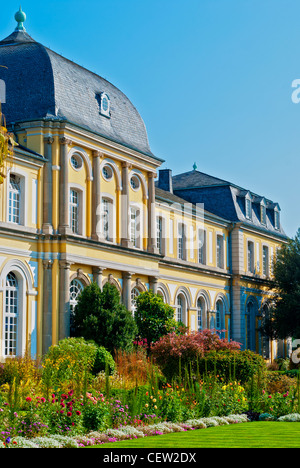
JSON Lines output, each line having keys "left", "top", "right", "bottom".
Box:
{"left": 0, "top": 27, "right": 154, "bottom": 157}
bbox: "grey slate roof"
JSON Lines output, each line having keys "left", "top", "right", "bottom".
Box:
{"left": 0, "top": 30, "right": 155, "bottom": 158}
{"left": 169, "top": 170, "right": 287, "bottom": 238}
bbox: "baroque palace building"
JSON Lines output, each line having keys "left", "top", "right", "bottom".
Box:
{"left": 0, "top": 9, "right": 289, "bottom": 361}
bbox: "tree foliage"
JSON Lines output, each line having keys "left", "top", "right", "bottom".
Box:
{"left": 261, "top": 229, "right": 300, "bottom": 340}
{"left": 0, "top": 106, "right": 16, "bottom": 184}
{"left": 134, "top": 291, "right": 179, "bottom": 348}
{"left": 151, "top": 329, "right": 241, "bottom": 381}
{"left": 72, "top": 282, "right": 137, "bottom": 355}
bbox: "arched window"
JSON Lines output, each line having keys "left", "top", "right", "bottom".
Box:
{"left": 70, "top": 279, "right": 84, "bottom": 335}
{"left": 131, "top": 287, "right": 140, "bottom": 315}
{"left": 261, "top": 304, "right": 270, "bottom": 360}
{"left": 197, "top": 297, "right": 203, "bottom": 331}
{"left": 177, "top": 295, "right": 183, "bottom": 323}
{"left": 8, "top": 174, "right": 21, "bottom": 224}
{"left": 216, "top": 299, "right": 225, "bottom": 337}
{"left": 157, "top": 289, "right": 165, "bottom": 303}
{"left": 4, "top": 272, "right": 19, "bottom": 356}
{"left": 246, "top": 299, "right": 257, "bottom": 351}
{"left": 176, "top": 293, "right": 188, "bottom": 325}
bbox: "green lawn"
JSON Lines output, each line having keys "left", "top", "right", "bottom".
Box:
{"left": 92, "top": 422, "right": 300, "bottom": 449}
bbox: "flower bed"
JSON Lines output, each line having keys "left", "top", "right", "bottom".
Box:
{"left": 0, "top": 414, "right": 249, "bottom": 448}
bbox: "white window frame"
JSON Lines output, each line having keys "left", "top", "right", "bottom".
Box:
{"left": 130, "top": 204, "right": 142, "bottom": 249}
{"left": 6, "top": 169, "right": 28, "bottom": 226}
{"left": 69, "top": 184, "right": 85, "bottom": 236}
{"left": 177, "top": 222, "right": 187, "bottom": 260}
{"left": 131, "top": 287, "right": 140, "bottom": 315}
{"left": 216, "top": 234, "right": 225, "bottom": 269}
{"left": 260, "top": 200, "right": 267, "bottom": 226}
{"left": 101, "top": 195, "right": 115, "bottom": 242}
{"left": 1, "top": 268, "right": 27, "bottom": 359}
{"left": 198, "top": 229, "right": 207, "bottom": 265}
{"left": 247, "top": 240, "right": 255, "bottom": 273}
{"left": 197, "top": 297, "right": 203, "bottom": 331}
{"left": 262, "top": 244, "right": 269, "bottom": 277}
{"left": 245, "top": 193, "right": 252, "bottom": 220}
{"left": 274, "top": 207, "right": 280, "bottom": 230}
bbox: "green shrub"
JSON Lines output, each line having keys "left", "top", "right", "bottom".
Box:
{"left": 72, "top": 282, "right": 137, "bottom": 354}
{"left": 82, "top": 401, "right": 110, "bottom": 432}
{"left": 92, "top": 346, "right": 115, "bottom": 376}
{"left": 42, "top": 337, "right": 98, "bottom": 390}
{"left": 197, "top": 350, "right": 267, "bottom": 385}
{"left": 266, "top": 371, "right": 296, "bottom": 394}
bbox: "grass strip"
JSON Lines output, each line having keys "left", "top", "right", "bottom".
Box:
{"left": 90, "top": 422, "right": 300, "bottom": 449}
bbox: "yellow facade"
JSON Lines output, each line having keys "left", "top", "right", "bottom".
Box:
{"left": 0, "top": 11, "right": 288, "bottom": 362}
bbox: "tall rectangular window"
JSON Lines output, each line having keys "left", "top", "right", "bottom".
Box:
{"left": 245, "top": 198, "right": 252, "bottom": 220}
{"left": 262, "top": 245, "right": 269, "bottom": 276}
{"left": 130, "top": 207, "right": 140, "bottom": 248}
{"left": 216, "top": 235, "right": 224, "bottom": 269}
{"left": 274, "top": 210, "right": 280, "bottom": 230}
{"left": 198, "top": 229, "right": 206, "bottom": 265}
{"left": 156, "top": 217, "right": 163, "bottom": 254}
{"left": 261, "top": 204, "right": 267, "bottom": 225}
{"left": 70, "top": 189, "right": 79, "bottom": 234}
{"left": 5, "top": 273, "right": 18, "bottom": 357}
{"left": 247, "top": 241, "right": 255, "bottom": 273}
{"left": 8, "top": 174, "right": 21, "bottom": 224}
{"left": 101, "top": 198, "right": 112, "bottom": 241}
{"left": 178, "top": 223, "right": 185, "bottom": 260}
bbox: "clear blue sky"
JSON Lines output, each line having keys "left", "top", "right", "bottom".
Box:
{"left": 1, "top": 0, "right": 299, "bottom": 237}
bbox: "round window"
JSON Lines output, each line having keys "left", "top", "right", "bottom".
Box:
{"left": 102, "top": 165, "right": 113, "bottom": 181}
{"left": 130, "top": 175, "right": 140, "bottom": 191}
{"left": 70, "top": 154, "right": 83, "bottom": 170}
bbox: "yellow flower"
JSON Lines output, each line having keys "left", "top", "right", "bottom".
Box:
{"left": 145, "top": 404, "right": 149, "bottom": 408}
{"left": 154, "top": 405, "right": 157, "bottom": 410}
{"left": 153, "top": 398, "right": 156, "bottom": 403}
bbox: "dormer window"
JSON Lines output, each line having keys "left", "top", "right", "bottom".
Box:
{"left": 274, "top": 206, "right": 280, "bottom": 230}
{"left": 96, "top": 92, "right": 111, "bottom": 118}
{"left": 100, "top": 93, "right": 110, "bottom": 117}
{"left": 260, "top": 200, "right": 267, "bottom": 225}
{"left": 245, "top": 193, "right": 252, "bottom": 220}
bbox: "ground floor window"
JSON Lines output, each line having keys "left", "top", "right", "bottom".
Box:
{"left": 4, "top": 272, "right": 19, "bottom": 356}
{"left": 70, "top": 279, "right": 84, "bottom": 335}
{"left": 131, "top": 287, "right": 140, "bottom": 315}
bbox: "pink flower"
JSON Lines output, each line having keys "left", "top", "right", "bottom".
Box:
{"left": 26, "top": 397, "right": 32, "bottom": 402}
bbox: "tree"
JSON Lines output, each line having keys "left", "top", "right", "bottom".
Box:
{"left": 0, "top": 105, "right": 16, "bottom": 184}
{"left": 72, "top": 282, "right": 137, "bottom": 355}
{"left": 261, "top": 229, "right": 300, "bottom": 340}
{"left": 134, "top": 290, "right": 180, "bottom": 349}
